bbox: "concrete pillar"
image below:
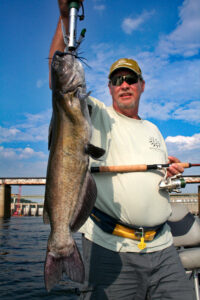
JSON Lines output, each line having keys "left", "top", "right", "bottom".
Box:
{"left": 35, "top": 204, "right": 39, "bottom": 216}
{"left": 28, "top": 204, "right": 32, "bottom": 216}
{"left": 0, "top": 184, "right": 11, "bottom": 218}
{"left": 198, "top": 185, "right": 200, "bottom": 218}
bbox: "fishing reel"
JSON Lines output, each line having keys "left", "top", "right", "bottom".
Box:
{"left": 159, "top": 174, "right": 186, "bottom": 193}
{"left": 61, "top": 0, "right": 86, "bottom": 53}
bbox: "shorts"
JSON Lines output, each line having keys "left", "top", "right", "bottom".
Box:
{"left": 79, "top": 236, "right": 195, "bottom": 300}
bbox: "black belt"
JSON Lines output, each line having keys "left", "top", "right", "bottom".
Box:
{"left": 90, "top": 207, "right": 165, "bottom": 249}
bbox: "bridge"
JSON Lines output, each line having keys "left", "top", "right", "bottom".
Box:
{"left": 0, "top": 177, "right": 46, "bottom": 218}
{"left": 11, "top": 202, "right": 44, "bottom": 216}
{"left": 0, "top": 177, "right": 200, "bottom": 218}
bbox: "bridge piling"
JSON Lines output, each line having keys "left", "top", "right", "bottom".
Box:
{"left": 0, "top": 184, "right": 11, "bottom": 218}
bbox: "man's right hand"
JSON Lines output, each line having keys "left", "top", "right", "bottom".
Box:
{"left": 57, "top": 0, "right": 84, "bottom": 18}
{"left": 57, "top": 0, "right": 69, "bottom": 18}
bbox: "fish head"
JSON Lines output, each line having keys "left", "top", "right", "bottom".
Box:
{"left": 51, "top": 51, "right": 86, "bottom": 94}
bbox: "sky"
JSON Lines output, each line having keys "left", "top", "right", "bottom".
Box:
{"left": 0, "top": 0, "right": 200, "bottom": 198}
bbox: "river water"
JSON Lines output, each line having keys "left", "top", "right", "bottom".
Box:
{"left": 0, "top": 217, "right": 83, "bottom": 300}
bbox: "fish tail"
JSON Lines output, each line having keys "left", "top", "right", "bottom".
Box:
{"left": 44, "top": 241, "right": 84, "bottom": 292}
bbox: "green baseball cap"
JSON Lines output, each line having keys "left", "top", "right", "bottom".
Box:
{"left": 108, "top": 58, "right": 142, "bottom": 79}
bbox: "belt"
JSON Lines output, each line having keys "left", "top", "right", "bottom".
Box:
{"left": 90, "top": 207, "right": 165, "bottom": 250}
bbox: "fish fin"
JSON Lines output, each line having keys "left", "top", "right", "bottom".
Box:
{"left": 43, "top": 207, "right": 50, "bottom": 224}
{"left": 88, "top": 104, "right": 92, "bottom": 117}
{"left": 48, "top": 114, "right": 54, "bottom": 150}
{"left": 44, "top": 242, "right": 84, "bottom": 292}
{"left": 78, "top": 91, "right": 91, "bottom": 101}
{"left": 43, "top": 197, "right": 50, "bottom": 224}
{"left": 70, "top": 171, "right": 97, "bottom": 232}
{"left": 62, "top": 241, "right": 85, "bottom": 283}
{"left": 85, "top": 143, "right": 105, "bottom": 159}
{"left": 44, "top": 252, "right": 63, "bottom": 292}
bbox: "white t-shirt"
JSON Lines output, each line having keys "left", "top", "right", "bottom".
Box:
{"left": 80, "top": 96, "right": 173, "bottom": 253}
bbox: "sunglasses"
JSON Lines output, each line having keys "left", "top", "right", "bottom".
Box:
{"left": 110, "top": 74, "right": 139, "bottom": 86}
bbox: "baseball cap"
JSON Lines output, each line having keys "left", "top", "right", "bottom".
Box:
{"left": 108, "top": 58, "right": 142, "bottom": 79}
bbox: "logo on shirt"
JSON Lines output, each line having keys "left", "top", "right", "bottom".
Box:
{"left": 149, "top": 137, "right": 161, "bottom": 149}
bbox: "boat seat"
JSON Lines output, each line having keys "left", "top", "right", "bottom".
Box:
{"left": 179, "top": 248, "right": 200, "bottom": 270}
{"left": 168, "top": 203, "right": 200, "bottom": 247}
{"left": 168, "top": 202, "right": 200, "bottom": 300}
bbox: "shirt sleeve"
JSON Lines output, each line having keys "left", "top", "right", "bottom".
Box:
{"left": 87, "top": 96, "right": 106, "bottom": 119}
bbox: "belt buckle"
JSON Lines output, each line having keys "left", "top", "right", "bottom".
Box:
{"left": 134, "top": 227, "right": 143, "bottom": 239}
{"left": 137, "top": 227, "right": 147, "bottom": 250}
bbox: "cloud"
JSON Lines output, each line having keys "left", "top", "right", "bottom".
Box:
{"left": 93, "top": 5, "right": 105, "bottom": 11}
{"left": 165, "top": 133, "right": 200, "bottom": 192}
{"left": 92, "top": 0, "right": 106, "bottom": 11}
{"left": 166, "top": 133, "right": 200, "bottom": 151}
{"left": 85, "top": 44, "right": 200, "bottom": 123}
{"left": 122, "top": 10, "right": 155, "bottom": 34}
{"left": 36, "top": 79, "right": 47, "bottom": 88}
{"left": 0, "top": 110, "right": 51, "bottom": 143}
{"left": 157, "top": 0, "right": 200, "bottom": 57}
{"left": 0, "top": 127, "right": 21, "bottom": 143}
{"left": 0, "top": 145, "right": 46, "bottom": 160}
{"left": 137, "top": 52, "right": 200, "bottom": 122}
{"left": 172, "top": 101, "right": 200, "bottom": 123}
{"left": 139, "top": 100, "right": 176, "bottom": 121}
{"left": 85, "top": 1, "right": 200, "bottom": 123}
{"left": 0, "top": 157, "right": 47, "bottom": 178}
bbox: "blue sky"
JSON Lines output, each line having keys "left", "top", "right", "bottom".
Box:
{"left": 0, "top": 0, "right": 199, "bottom": 196}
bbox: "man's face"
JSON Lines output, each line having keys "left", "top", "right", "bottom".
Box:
{"left": 108, "top": 69, "right": 145, "bottom": 118}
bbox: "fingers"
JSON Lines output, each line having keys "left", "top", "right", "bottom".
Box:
{"left": 57, "top": 0, "right": 84, "bottom": 18}
{"left": 167, "top": 156, "right": 184, "bottom": 177}
{"left": 57, "top": 0, "right": 69, "bottom": 18}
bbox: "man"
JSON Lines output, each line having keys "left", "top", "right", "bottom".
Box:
{"left": 49, "top": 1, "right": 194, "bottom": 299}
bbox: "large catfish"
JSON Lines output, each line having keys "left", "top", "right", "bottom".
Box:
{"left": 44, "top": 51, "right": 104, "bottom": 291}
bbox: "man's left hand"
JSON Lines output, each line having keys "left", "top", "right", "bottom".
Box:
{"left": 167, "top": 156, "right": 184, "bottom": 177}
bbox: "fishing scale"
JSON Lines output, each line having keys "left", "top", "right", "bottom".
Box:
{"left": 61, "top": 0, "right": 86, "bottom": 53}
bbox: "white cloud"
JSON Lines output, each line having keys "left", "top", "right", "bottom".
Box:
{"left": 172, "top": 101, "right": 200, "bottom": 123}
{"left": 137, "top": 52, "right": 200, "bottom": 122}
{"left": 0, "top": 146, "right": 47, "bottom": 160}
{"left": 0, "top": 110, "right": 51, "bottom": 143}
{"left": 85, "top": 44, "right": 200, "bottom": 123}
{"left": 165, "top": 133, "right": 200, "bottom": 191}
{"left": 166, "top": 133, "right": 200, "bottom": 151}
{"left": 122, "top": 11, "right": 155, "bottom": 34}
{"left": 0, "top": 158, "right": 47, "bottom": 178}
{"left": 92, "top": 0, "right": 106, "bottom": 11}
{"left": 36, "top": 79, "right": 47, "bottom": 88}
{"left": 94, "top": 5, "right": 105, "bottom": 11}
{"left": 0, "top": 127, "right": 21, "bottom": 143}
{"left": 157, "top": 0, "right": 200, "bottom": 57}
{"left": 139, "top": 100, "right": 176, "bottom": 121}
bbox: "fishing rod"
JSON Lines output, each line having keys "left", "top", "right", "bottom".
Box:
{"left": 61, "top": 0, "right": 86, "bottom": 53}
{"left": 90, "top": 163, "right": 200, "bottom": 174}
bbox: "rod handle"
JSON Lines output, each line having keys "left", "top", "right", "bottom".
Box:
{"left": 176, "top": 162, "right": 191, "bottom": 168}
{"left": 91, "top": 165, "right": 148, "bottom": 173}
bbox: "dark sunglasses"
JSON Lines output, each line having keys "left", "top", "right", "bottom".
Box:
{"left": 110, "top": 74, "right": 139, "bottom": 86}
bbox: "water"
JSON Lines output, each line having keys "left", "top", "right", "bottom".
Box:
{"left": 0, "top": 217, "right": 83, "bottom": 299}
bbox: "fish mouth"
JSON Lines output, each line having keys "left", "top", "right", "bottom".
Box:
{"left": 52, "top": 51, "right": 73, "bottom": 71}
{"left": 51, "top": 51, "right": 86, "bottom": 94}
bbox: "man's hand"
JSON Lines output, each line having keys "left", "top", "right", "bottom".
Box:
{"left": 57, "top": 0, "right": 69, "bottom": 18}
{"left": 57, "top": 0, "right": 84, "bottom": 18}
{"left": 167, "top": 156, "right": 184, "bottom": 177}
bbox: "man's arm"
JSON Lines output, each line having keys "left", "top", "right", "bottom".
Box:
{"left": 49, "top": 17, "right": 66, "bottom": 88}
{"left": 49, "top": 0, "right": 70, "bottom": 88}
